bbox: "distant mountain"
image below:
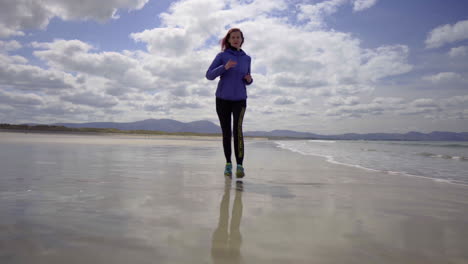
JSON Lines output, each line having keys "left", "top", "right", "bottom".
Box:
{"left": 50, "top": 119, "right": 468, "bottom": 141}
{"left": 55, "top": 119, "right": 221, "bottom": 134}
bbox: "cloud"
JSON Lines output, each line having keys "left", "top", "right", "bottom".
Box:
{"left": 352, "top": 0, "right": 378, "bottom": 12}
{"left": 352, "top": 96, "right": 468, "bottom": 121}
{"left": 237, "top": 16, "right": 411, "bottom": 100}
{"left": 32, "top": 39, "right": 157, "bottom": 90}
{"left": 0, "top": 58, "right": 75, "bottom": 91}
{"left": 359, "top": 45, "right": 412, "bottom": 82}
{"left": 422, "top": 72, "right": 466, "bottom": 84}
{"left": 131, "top": 0, "right": 286, "bottom": 55}
{"left": 13, "top": 36, "right": 217, "bottom": 122}
{"left": 410, "top": 98, "right": 438, "bottom": 108}
{"left": 61, "top": 91, "right": 119, "bottom": 108}
{"left": 274, "top": 96, "right": 296, "bottom": 105}
{"left": 394, "top": 96, "right": 468, "bottom": 121}
{"left": 43, "top": 0, "right": 148, "bottom": 21}
{"left": 396, "top": 98, "right": 442, "bottom": 116}
{"left": 13, "top": 37, "right": 217, "bottom": 123}
{"left": 0, "top": 40, "right": 22, "bottom": 52}
{"left": 324, "top": 97, "right": 462, "bottom": 120}
{"left": 0, "top": 0, "right": 149, "bottom": 38}
{"left": 6, "top": 55, "right": 28, "bottom": 64}
{"left": 425, "top": 19, "right": 468, "bottom": 49}
{"left": 298, "top": 0, "right": 348, "bottom": 29}
{"left": 449, "top": 45, "right": 468, "bottom": 58}
{"left": 131, "top": 28, "right": 193, "bottom": 57}
{"left": 0, "top": 89, "right": 44, "bottom": 106}
{"left": 325, "top": 96, "right": 360, "bottom": 106}
{"left": 442, "top": 95, "right": 468, "bottom": 107}
{"left": 298, "top": 0, "right": 378, "bottom": 29}
{"left": 326, "top": 97, "right": 405, "bottom": 118}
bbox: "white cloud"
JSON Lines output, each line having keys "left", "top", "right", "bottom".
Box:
{"left": 425, "top": 19, "right": 468, "bottom": 49}
{"left": 44, "top": 0, "right": 148, "bottom": 21}
{"left": 37, "top": 102, "right": 100, "bottom": 123}
{"left": 10, "top": 37, "right": 216, "bottom": 123}
{"left": 326, "top": 97, "right": 405, "bottom": 118}
{"left": 449, "top": 45, "right": 468, "bottom": 57}
{"left": 324, "top": 96, "right": 464, "bottom": 121}
{"left": 422, "top": 72, "right": 466, "bottom": 84}
{"left": 0, "top": 89, "right": 44, "bottom": 106}
{"left": 236, "top": 15, "right": 411, "bottom": 98}
{"left": 298, "top": 0, "right": 378, "bottom": 29}
{"left": 352, "top": 0, "right": 378, "bottom": 12}
{"left": 0, "top": 41, "right": 28, "bottom": 69}
{"left": 0, "top": 40, "right": 22, "bottom": 52}
{"left": 442, "top": 95, "right": 468, "bottom": 107}
{"left": 325, "top": 96, "right": 360, "bottom": 106}
{"left": 0, "top": 59, "right": 75, "bottom": 91}
{"left": 61, "top": 91, "right": 119, "bottom": 108}
{"left": 274, "top": 96, "right": 296, "bottom": 105}
{"left": 397, "top": 98, "right": 443, "bottom": 117}
{"left": 0, "top": 0, "right": 149, "bottom": 38}
{"left": 131, "top": 28, "right": 193, "bottom": 57}
{"left": 359, "top": 45, "right": 412, "bottom": 82}
{"left": 410, "top": 98, "right": 438, "bottom": 108}
{"left": 131, "top": 0, "right": 286, "bottom": 56}
{"left": 0, "top": 53, "right": 28, "bottom": 65}
{"left": 298, "top": 0, "right": 347, "bottom": 29}
{"left": 32, "top": 39, "right": 157, "bottom": 91}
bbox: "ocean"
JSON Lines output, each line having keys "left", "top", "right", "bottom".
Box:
{"left": 275, "top": 140, "right": 468, "bottom": 186}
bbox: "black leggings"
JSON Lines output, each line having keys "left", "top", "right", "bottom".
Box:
{"left": 216, "top": 98, "right": 246, "bottom": 165}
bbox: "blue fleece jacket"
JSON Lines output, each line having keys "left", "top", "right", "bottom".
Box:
{"left": 206, "top": 48, "right": 253, "bottom": 101}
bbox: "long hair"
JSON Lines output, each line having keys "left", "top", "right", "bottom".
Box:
{"left": 221, "top": 28, "right": 244, "bottom": 51}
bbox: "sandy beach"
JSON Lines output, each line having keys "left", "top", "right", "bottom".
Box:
{"left": 1, "top": 132, "right": 468, "bottom": 264}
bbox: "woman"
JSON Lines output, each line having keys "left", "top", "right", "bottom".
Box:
{"left": 206, "top": 28, "right": 253, "bottom": 178}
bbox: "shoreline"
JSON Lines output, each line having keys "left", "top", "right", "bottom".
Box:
{"left": 3, "top": 127, "right": 467, "bottom": 142}
{"left": 276, "top": 141, "right": 468, "bottom": 186}
{"left": 2, "top": 130, "right": 466, "bottom": 186}
{"left": 0, "top": 129, "right": 270, "bottom": 141}
{"left": 277, "top": 144, "right": 468, "bottom": 187}
{"left": 0, "top": 128, "right": 222, "bottom": 138}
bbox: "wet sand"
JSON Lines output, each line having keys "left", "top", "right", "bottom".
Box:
{"left": 1, "top": 132, "right": 468, "bottom": 263}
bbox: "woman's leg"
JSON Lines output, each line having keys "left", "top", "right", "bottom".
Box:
{"left": 216, "top": 98, "right": 232, "bottom": 163}
{"left": 232, "top": 100, "right": 246, "bottom": 165}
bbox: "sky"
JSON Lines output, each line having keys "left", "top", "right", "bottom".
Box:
{"left": 0, "top": 0, "right": 467, "bottom": 134}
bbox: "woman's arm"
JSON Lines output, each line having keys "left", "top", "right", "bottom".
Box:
{"left": 206, "top": 53, "right": 226, "bottom": 80}
{"left": 244, "top": 59, "right": 253, "bottom": 85}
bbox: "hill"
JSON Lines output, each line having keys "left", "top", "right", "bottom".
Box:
{"left": 55, "top": 119, "right": 221, "bottom": 134}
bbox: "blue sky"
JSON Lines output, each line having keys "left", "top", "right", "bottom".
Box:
{"left": 0, "top": 0, "right": 467, "bottom": 133}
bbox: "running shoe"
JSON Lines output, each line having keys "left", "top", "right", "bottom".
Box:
{"left": 236, "top": 164, "right": 245, "bottom": 178}
{"left": 224, "top": 163, "right": 232, "bottom": 177}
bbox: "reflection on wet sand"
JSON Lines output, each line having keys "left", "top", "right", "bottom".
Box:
{"left": 211, "top": 179, "right": 244, "bottom": 264}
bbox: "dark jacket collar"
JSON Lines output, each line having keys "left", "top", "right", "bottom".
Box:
{"left": 226, "top": 47, "right": 245, "bottom": 56}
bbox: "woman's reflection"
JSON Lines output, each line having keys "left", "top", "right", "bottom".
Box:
{"left": 211, "top": 179, "right": 244, "bottom": 264}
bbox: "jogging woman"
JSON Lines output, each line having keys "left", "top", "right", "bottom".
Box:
{"left": 206, "top": 28, "right": 253, "bottom": 178}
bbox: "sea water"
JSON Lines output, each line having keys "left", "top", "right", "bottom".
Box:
{"left": 275, "top": 140, "right": 468, "bottom": 185}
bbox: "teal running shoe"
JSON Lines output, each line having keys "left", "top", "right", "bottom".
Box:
{"left": 236, "top": 164, "right": 245, "bottom": 178}
{"left": 224, "top": 163, "right": 232, "bottom": 177}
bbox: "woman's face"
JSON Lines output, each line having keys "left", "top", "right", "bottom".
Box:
{"left": 228, "top": 31, "right": 243, "bottom": 50}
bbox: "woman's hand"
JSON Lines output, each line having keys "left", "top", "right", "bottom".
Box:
{"left": 224, "top": 59, "right": 237, "bottom": 70}
{"left": 244, "top": 74, "right": 252, "bottom": 83}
